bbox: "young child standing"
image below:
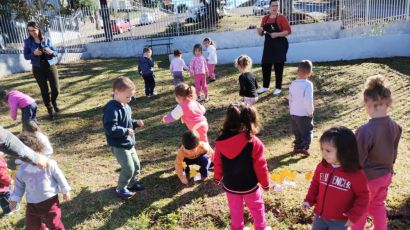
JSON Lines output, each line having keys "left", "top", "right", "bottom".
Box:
{"left": 351, "top": 75, "right": 402, "bottom": 230}
{"left": 203, "top": 38, "right": 217, "bottom": 82}
{"left": 138, "top": 47, "right": 156, "bottom": 97}
{"left": 170, "top": 49, "right": 189, "bottom": 85}
{"left": 235, "top": 55, "right": 259, "bottom": 106}
{"left": 214, "top": 102, "right": 270, "bottom": 230}
{"left": 103, "top": 76, "right": 145, "bottom": 199}
{"left": 288, "top": 60, "right": 314, "bottom": 154}
{"left": 24, "top": 120, "right": 53, "bottom": 156}
{"left": 189, "top": 44, "right": 209, "bottom": 102}
{"left": 0, "top": 152, "right": 12, "bottom": 216}
{"left": 175, "top": 131, "right": 214, "bottom": 185}
{"left": 302, "top": 126, "right": 370, "bottom": 230}
{"left": 162, "top": 83, "right": 209, "bottom": 143}
{"left": 10, "top": 132, "right": 71, "bottom": 229}
{"left": 0, "top": 89, "right": 38, "bottom": 129}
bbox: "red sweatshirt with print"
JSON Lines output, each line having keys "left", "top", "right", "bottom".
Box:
{"left": 304, "top": 162, "right": 369, "bottom": 223}
{"left": 0, "top": 156, "right": 11, "bottom": 194}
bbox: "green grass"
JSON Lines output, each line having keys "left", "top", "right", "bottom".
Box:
{"left": 0, "top": 57, "right": 409, "bottom": 230}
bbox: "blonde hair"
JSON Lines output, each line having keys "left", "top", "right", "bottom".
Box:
{"left": 363, "top": 74, "right": 392, "bottom": 105}
{"left": 113, "top": 76, "right": 135, "bottom": 92}
{"left": 235, "top": 55, "right": 253, "bottom": 72}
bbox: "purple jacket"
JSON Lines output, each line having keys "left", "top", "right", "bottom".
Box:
{"left": 7, "top": 90, "right": 35, "bottom": 120}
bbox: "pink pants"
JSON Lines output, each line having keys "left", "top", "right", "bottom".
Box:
{"left": 207, "top": 64, "right": 216, "bottom": 80}
{"left": 226, "top": 188, "right": 267, "bottom": 230}
{"left": 194, "top": 73, "right": 208, "bottom": 98}
{"left": 191, "top": 122, "right": 209, "bottom": 143}
{"left": 351, "top": 173, "right": 392, "bottom": 230}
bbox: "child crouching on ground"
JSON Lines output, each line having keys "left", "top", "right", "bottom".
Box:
{"left": 175, "top": 131, "right": 213, "bottom": 185}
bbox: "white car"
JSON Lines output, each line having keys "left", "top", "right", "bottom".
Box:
{"left": 253, "top": 0, "right": 270, "bottom": 16}
{"left": 185, "top": 4, "right": 206, "bottom": 23}
{"left": 139, "top": 12, "right": 156, "bottom": 25}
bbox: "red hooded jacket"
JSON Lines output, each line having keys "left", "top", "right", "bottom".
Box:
{"left": 304, "top": 162, "right": 369, "bottom": 223}
{"left": 0, "top": 156, "right": 11, "bottom": 194}
{"left": 214, "top": 132, "right": 269, "bottom": 194}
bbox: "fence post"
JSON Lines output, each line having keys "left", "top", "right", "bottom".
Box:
{"left": 58, "top": 16, "right": 66, "bottom": 54}
{"left": 406, "top": 0, "right": 410, "bottom": 20}
{"left": 175, "top": 12, "right": 180, "bottom": 36}
{"left": 365, "top": 0, "right": 369, "bottom": 25}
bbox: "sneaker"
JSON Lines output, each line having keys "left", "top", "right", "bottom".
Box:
{"left": 127, "top": 182, "right": 145, "bottom": 192}
{"left": 273, "top": 88, "right": 282, "bottom": 96}
{"left": 46, "top": 106, "right": 54, "bottom": 120}
{"left": 52, "top": 102, "right": 60, "bottom": 113}
{"left": 151, "top": 92, "right": 157, "bottom": 96}
{"left": 5, "top": 202, "right": 20, "bottom": 216}
{"left": 204, "top": 96, "right": 209, "bottom": 102}
{"left": 300, "top": 148, "right": 309, "bottom": 155}
{"left": 115, "top": 188, "right": 135, "bottom": 199}
{"left": 196, "top": 96, "right": 202, "bottom": 102}
{"left": 257, "top": 87, "right": 269, "bottom": 94}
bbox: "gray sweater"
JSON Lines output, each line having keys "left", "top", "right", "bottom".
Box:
{"left": 0, "top": 126, "right": 40, "bottom": 164}
{"left": 10, "top": 160, "right": 71, "bottom": 204}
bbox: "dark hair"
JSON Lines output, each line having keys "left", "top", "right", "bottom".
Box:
{"left": 143, "top": 47, "right": 152, "bottom": 54}
{"left": 298, "top": 60, "right": 313, "bottom": 74}
{"left": 235, "top": 55, "right": 252, "bottom": 71}
{"left": 182, "top": 130, "right": 199, "bottom": 150}
{"left": 113, "top": 76, "right": 136, "bottom": 92}
{"left": 0, "top": 88, "right": 8, "bottom": 103}
{"left": 174, "top": 82, "right": 194, "bottom": 99}
{"left": 193, "top": 43, "right": 202, "bottom": 55}
{"left": 27, "top": 21, "right": 44, "bottom": 41}
{"left": 363, "top": 75, "right": 392, "bottom": 106}
{"left": 319, "top": 126, "right": 361, "bottom": 172}
{"left": 173, "top": 49, "right": 182, "bottom": 57}
{"left": 23, "top": 121, "right": 40, "bottom": 132}
{"left": 18, "top": 132, "right": 44, "bottom": 153}
{"left": 203, "top": 37, "right": 216, "bottom": 48}
{"left": 221, "top": 102, "right": 260, "bottom": 141}
{"left": 269, "top": 0, "right": 279, "bottom": 5}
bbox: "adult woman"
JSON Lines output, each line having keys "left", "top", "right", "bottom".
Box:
{"left": 23, "top": 21, "right": 60, "bottom": 120}
{"left": 257, "top": 0, "right": 291, "bottom": 96}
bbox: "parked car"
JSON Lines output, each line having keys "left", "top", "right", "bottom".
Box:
{"left": 111, "top": 19, "right": 131, "bottom": 34}
{"left": 253, "top": 0, "right": 270, "bottom": 16}
{"left": 185, "top": 4, "right": 206, "bottom": 23}
{"left": 185, "top": 0, "right": 226, "bottom": 23}
{"left": 139, "top": 12, "right": 156, "bottom": 25}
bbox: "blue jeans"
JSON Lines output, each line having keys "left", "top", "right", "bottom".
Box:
{"left": 312, "top": 216, "right": 347, "bottom": 230}
{"left": 21, "top": 102, "right": 38, "bottom": 122}
{"left": 184, "top": 154, "right": 210, "bottom": 178}
{"left": 0, "top": 191, "right": 11, "bottom": 215}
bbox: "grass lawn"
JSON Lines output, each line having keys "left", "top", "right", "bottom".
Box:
{"left": 0, "top": 57, "right": 409, "bottom": 230}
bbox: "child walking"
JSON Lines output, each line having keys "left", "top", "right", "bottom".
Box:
{"left": 0, "top": 152, "right": 13, "bottom": 216}
{"left": 10, "top": 132, "right": 71, "bottom": 229}
{"left": 189, "top": 44, "right": 209, "bottom": 102}
{"left": 351, "top": 75, "right": 402, "bottom": 230}
{"left": 103, "top": 76, "right": 145, "bottom": 199}
{"left": 162, "top": 83, "right": 209, "bottom": 143}
{"left": 175, "top": 131, "right": 214, "bottom": 185}
{"left": 302, "top": 126, "right": 370, "bottom": 230}
{"left": 235, "top": 55, "right": 258, "bottom": 106}
{"left": 138, "top": 47, "right": 156, "bottom": 97}
{"left": 203, "top": 38, "right": 217, "bottom": 82}
{"left": 214, "top": 102, "right": 270, "bottom": 230}
{"left": 289, "top": 60, "right": 314, "bottom": 154}
{"left": 24, "top": 120, "right": 53, "bottom": 156}
{"left": 170, "top": 49, "right": 189, "bottom": 85}
{"left": 0, "top": 89, "right": 38, "bottom": 130}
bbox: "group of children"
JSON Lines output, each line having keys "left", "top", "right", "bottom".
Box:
{"left": 0, "top": 39, "right": 402, "bottom": 230}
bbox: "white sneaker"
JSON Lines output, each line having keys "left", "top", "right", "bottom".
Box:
{"left": 196, "top": 96, "right": 202, "bottom": 102}
{"left": 257, "top": 87, "right": 269, "bottom": 94}
{"left": 273, "top": 88, "right": 282, "bottom": 96}
{"left": 204, "top": 96, "right": 209, "bottom": 102}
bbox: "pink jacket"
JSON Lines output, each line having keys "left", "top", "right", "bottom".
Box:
{"left": 0, "top": 156, "right": 11, "bottom": 193}
{"left": 189, "top": 55, "right": 208, "bottom": 76}
{"left": 7, "top": 90, "right": 35, "bottom": 120}
{"left": 162, "top": 99, "right": 207, "bottom": 130}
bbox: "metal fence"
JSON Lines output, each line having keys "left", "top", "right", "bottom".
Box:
{"left": 1, "top": 0, "right": 409, "bottom": 55}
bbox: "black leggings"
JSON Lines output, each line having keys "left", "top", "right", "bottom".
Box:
{"left": 32, "top": 63, "right": 60, "bottom": 108}
{"left": 261, "top": 62, "right": 284, "bottom": 89}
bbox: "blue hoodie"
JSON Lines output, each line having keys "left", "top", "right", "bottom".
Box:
{"left": 103, "top": 100, "right": 140, "bottom": 149}
{"left": 138, "top": 56, "right": 154, "bottom": 76}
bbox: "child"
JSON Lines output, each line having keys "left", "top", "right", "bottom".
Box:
{"left": 161, "top": 83, "right": 209, "bottom": 143}
{"left": 24, "top": 120, "right": 53, "bottom": 156}
{"left": 189, "top": 44, "right": 209, "bottom": 102}
{"left": 0, "top": 152, "right": 12, "bottom": 216}
{"left": 9, "top": 132, "right": 71, "bottom": 229}
{"left": 351, "top": 75, "right": 402, "bottom": 230}
{"left": 0, "top": 89, "right": 38, "bottom": 129}
{"left": 138, "top": 47, "right": 156, "bottom": 97}
{"left": 302, "top": 126, "right": 370, "bottom": 230}
{"left": 235, "top": 55, "right": 258, "bottom": 106}
{"left": 170, "top": 49, "right": 189, "bottom": 85}
{"left": 213, "top": 102, "right": 270, "bottom": 230}
{"left": 103, "top": 76, "right": 145, "bottom": 199}
{"left": 288, "top": 60, "right": 314, "bottom": 154}
{"left": 175, "top": 131, "right": 214, "bottom": 185}
{"left": 203, "top": 38, "right": 217, "bottom": 82}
